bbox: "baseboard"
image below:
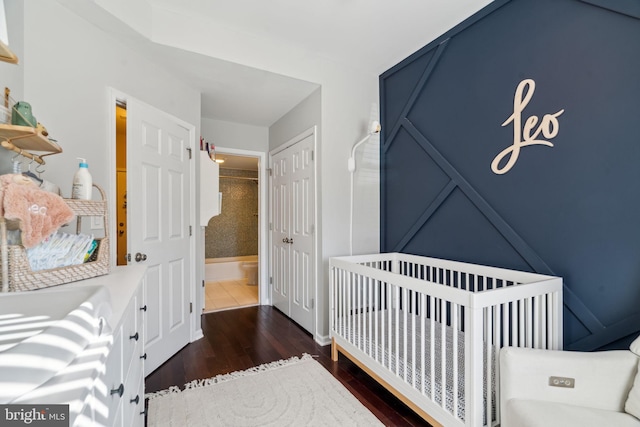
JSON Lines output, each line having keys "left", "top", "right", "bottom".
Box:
{"left": 315, "top": 334, "right": 331, "bottom": 346}
{"left": 191, "top": 328, "right": 204, "bottom": 342}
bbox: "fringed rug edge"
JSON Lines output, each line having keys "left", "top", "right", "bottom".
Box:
{"left": 145, "top": 353, "right": 315, "bottom": 401}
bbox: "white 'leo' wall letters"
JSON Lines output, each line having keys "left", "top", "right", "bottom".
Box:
{"left": 492, "top": 79, "right": 565, "bottom": 175}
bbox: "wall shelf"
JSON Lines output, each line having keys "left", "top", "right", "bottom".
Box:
{"left": 0, "top": 123, "right": 63, "bottom": 164}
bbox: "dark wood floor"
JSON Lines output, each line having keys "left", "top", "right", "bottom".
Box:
{"left": 145, "top": 305, "right": 431, "bottom": 426}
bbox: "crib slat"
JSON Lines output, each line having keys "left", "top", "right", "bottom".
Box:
{"left": 430, "top": 295, "right": 435, "bottom": 401}
{"left": 349, "top": 272, "right": 354, "bottom": 345}
{"left": 440, "top": 298, "right": 446, "bottom": 412}
{"left": 421, "top": 292, "right": 426, "bottom": 396}
{"left": 387, "top": 282, "right": 392, "bottom": 370}
{"left": 338, "top": 268, "right": 342, "bottom": 335}
{"left": 495, "top": 303, "right": 502, "bottom": 426}
{"left": 359, "top": 273, "right": 363, "bottom": 350}
{"left": 525, "top": 297, "right": 532, "bottom": 348}
{"left": 403, "top": 287, "right": 408, "bottom": 382}
{"left": 381, "top": 280, "right": 385, "bottom": 366}
{"left": 411, "top": 289, "right": 416, "bottom": 389}
{"left": 518, "top": 299, "right": 524, "bottom": 347}
{"left": 368, "top": 276, "right": 372, "bottom": 356}
{"left": 395, "top": 284, "right": 400, "bottom": 376}
{"left": 485, "top": 306, "right": 492, "bottom": 427}
{"left": 452, "top": 302, "right": 459, "bottom": 420}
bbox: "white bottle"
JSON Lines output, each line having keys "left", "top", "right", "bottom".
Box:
{"left": 71, "top": 157, "right": 92, "bottom": 200}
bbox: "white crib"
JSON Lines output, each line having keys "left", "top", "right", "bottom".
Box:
{"left": 329, "top": 253, "right": 563, "bottom": 427}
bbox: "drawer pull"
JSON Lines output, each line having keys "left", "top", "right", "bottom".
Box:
{"left": 140, "top": 305, "right": 147, "bottom": 312}
{"left": 130, "top": 395, "right": 140, "bottom": 405}
{"left": 140, "top": 353, "right": 147, "bottom": 360}
{"left": 110, "top": 384, "right": 124, "bottom": 397}
{"left": 129, "top": 332, "right": 139, "bottom": 341}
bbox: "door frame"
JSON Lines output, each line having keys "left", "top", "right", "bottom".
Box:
{"left": 268, "top": 126, "right": 319, "bottom": 339}
{"left": 107, "top": 88, "right": 198, "bottom": 341}
{"left": 213, "top": 147, "right": 269, "bottom": 306}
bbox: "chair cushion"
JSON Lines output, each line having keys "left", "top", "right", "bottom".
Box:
{"left": 631, "top": 335, "right": 640, "bottom": 357}
{"left": 506, "top": 399, "right": 640, "bottom": 427}
{"left": 626, "top": 362, "right": 640, "bottom": 419}
{"left": 626, "top": 335, "right": 640, "bottom": 419}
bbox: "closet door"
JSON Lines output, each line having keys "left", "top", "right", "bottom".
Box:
{"left": 269, "top": 129, "right": 315, "bottom": 334}
{"left": 288, "top": 134, "right": 314, "bottom": 333}
{"left": 271, "top": 149, "right": 290, "bottom": 316}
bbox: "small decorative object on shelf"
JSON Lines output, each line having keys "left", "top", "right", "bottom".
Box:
{"left": 0, "top": 88, "right": 62, "bottom": 165}
{"left": 11, "top": 101, "right": 37, "bottom": 127}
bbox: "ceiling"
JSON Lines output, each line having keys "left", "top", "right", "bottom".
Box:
{"left": 85, "top": 0, "right": 493, "bottom": 127}
{"left": 145, "top": 43, "right": 320, "bottom": 127}
{"left": 215, "top": 153, "right": 259, "bottom": 171}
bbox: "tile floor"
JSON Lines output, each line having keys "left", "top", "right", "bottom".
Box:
{"left": 204, "top": 279, "right": 259, "bottom": 312}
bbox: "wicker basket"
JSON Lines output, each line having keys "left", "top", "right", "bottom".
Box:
{"left": 0, "top": 184, "right": 110, "bottom": 292}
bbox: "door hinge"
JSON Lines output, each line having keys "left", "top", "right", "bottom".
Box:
{"left": 189, "top": 225, "right": 192, "bottom": 236}
{"left": 190, "top": 302, "right": 193, "bottom": 313}
{"left": 187, "top": 147, "right": 192, "bottom": 159}
{"left": 269, "top": 222, "right": 273, "bottom": 231}
{"left": 311, "top": 150, "right": 314, "bottom": 161}
{"left": 125, "top": 253, "right": 131, "bottom": 262}
{"left": 268, "top": 168, "right": 272, "bottom": 177}
{"left": 269, "top": 277, "right": 273, "bottom": 285}
{"left": 202, "top": 280, "right": 205, "bottom": 288}
{"left": 311, "top": 298, "right": 314, "bottom": 309}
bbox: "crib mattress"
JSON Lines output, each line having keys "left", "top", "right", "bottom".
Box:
{"left": 336, "top": 309, "right": 496, "bottom": 423}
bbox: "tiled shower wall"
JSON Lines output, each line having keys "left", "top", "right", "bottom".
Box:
{"left": 205, "top": 168, "right": 259, "bottom": 258}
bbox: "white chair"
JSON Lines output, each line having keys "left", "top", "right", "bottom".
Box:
{"left": 500, "top": 335, "right": 640, "bottom": 427}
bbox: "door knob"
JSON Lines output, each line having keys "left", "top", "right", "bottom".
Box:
{"left": 282, "top": 237, "right": 290, "bottom": 243}
{"left": 135, "top": 253, "right": 147, "bottom": 262}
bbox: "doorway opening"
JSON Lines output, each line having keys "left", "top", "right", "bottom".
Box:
{"left": 115, "top": 102, "right": 127, "bottom": 265}
{"left": 204, "top": 153, "right": 260, "bottom": 312}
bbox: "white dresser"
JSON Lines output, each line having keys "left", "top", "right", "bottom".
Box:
{"left": 69, "top": 265, "right": 147, "bottom": 427}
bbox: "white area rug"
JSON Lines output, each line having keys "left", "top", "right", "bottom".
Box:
{"left": 146, "top": 354, "right": 383, "bottom": 426}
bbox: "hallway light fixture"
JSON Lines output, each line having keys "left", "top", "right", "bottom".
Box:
{"left": 348, "top": 120, "right": 381, "bottom": 256}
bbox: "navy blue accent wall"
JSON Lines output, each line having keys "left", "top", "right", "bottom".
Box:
{"left": 380, "top": 0, "right": 640, "bottom": 350}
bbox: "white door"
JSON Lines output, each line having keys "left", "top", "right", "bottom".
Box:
{"left": 127, "top": 99, "right": 192, "bottom": 375}
{"left": 270, "top": 130, "right": 315, "bottom": 333}
{"left": 271, "top": 150, "right": 290, "bottom": 315}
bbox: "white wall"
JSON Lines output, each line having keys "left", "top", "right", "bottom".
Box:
{"left": 269, "top": 87, "right": 321, "bottom": 152}
{"left": 16, "top": 1, "right": 203, "bottom": 330}
{"left": 0, "top": 0, "right": 24, "bottom": 175}
{"left": 1, "top": 0, "right": 23, "bottom": 99}
{"left": 23, "top": 2, "right": 201, "bottom": 191}
{"left": 201, "top": 118, "right": 268, "bottom": 153}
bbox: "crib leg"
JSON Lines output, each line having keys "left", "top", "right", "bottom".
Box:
{"left": 331, "top": 338, "right": 339, "bottom": 362}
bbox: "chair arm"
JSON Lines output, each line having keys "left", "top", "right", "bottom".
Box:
{"left": 500, "top": 347, "right": 638, "bottom": 413}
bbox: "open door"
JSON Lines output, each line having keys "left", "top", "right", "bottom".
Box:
{"left": 126, "top": 98, "right": 193, "bottom": 375}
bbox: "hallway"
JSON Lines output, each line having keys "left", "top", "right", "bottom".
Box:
{"left": 204, "top": 279, "right": 259, "bottom": 312}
